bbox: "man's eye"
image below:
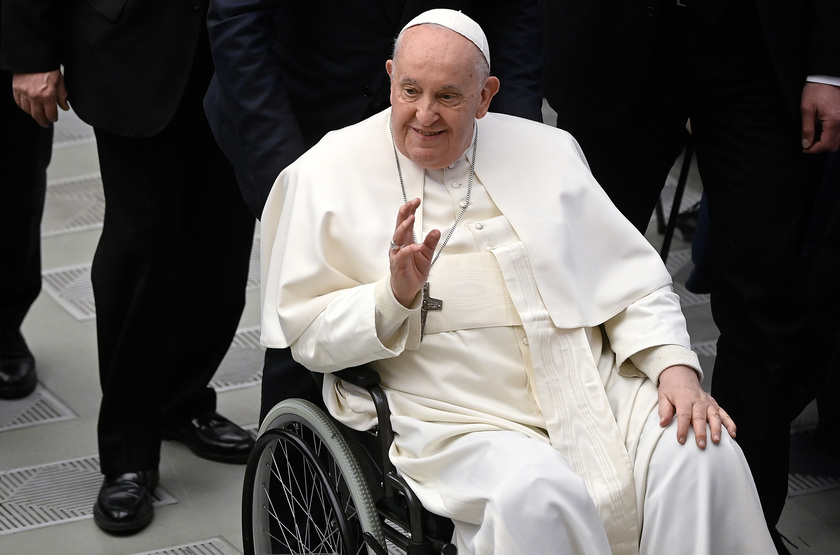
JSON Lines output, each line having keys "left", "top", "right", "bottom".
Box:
{"left": 403, "top": 87, "right": 418, "bottom": 96}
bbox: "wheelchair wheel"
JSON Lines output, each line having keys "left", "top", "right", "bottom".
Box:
{"left": 243, "top": 398, "right": 385, "bottom": 555}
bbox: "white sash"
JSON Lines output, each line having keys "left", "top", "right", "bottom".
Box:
{"left": 492, "top": 242, "right": 641, "bottom": 555}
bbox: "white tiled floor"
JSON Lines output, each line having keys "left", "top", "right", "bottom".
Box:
{"left": 0, "top": 108, "right": 838, "bottom": 554}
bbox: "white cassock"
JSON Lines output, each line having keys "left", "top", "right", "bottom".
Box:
{"left": 261, "top": 109, "right": 774, "bottom": 555}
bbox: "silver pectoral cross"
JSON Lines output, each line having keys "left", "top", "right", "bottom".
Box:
{"left": 420, "top": 282, "right": 443, "bottom": 340}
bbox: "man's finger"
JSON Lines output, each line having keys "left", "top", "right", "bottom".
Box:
{"left": 675, "top": 409, "right": 691, "bottom": 445}
{"left": 708, "top": 411, "right": 722, "bottom": 444}
{"left": 657, "top": 389, "right": 675, "bottom": 427}
{"left": 692, "top": 408, "right": 708, "bottom": 449}
{"left": 422, "top": 228, "right": 441, "bottom": 251}
{"left": 393, "top": 213, "right": 416, "bottom": 249}
{"left": 720, "top": 407, "right": 737, "bottom": 438}
{"left": 57, "top": 77, "right": 70, "bottom": 111}
{"left": 802, "top": 122, "right": 832, "bottom": 153}
{"left": 801, "top": 130, "right": 816, "bottom": 150}
{"left": 31, "top": 102, "right": 52, "bottom": 128}
{"left": 801, "top": 111, "right": 816, "bottom": 150}
{"left": 44, "top": 100, "right": 59, "bottom": 124}
{"left": 811, "top": 122, "right": 840, "bottom": 153}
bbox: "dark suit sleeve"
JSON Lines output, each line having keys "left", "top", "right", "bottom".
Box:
{"left": 469, "top": 0, "right": 544, "bottom": 122}
{"left": 808, "top": 0, "right": 840, "bottom": 78}
{"left": 0, "top": 0, "right": 62, "bottom": 73}
{"left": 205, "top": 0, "right": 308, "bottom": 217}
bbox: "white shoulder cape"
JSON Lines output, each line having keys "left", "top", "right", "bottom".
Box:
{"left": 260, "top": 108, "right": 672, "bottom": 348}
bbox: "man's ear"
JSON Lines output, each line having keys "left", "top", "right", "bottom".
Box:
{"left": 476, "top": 76, "right": 501, "bottom": 119}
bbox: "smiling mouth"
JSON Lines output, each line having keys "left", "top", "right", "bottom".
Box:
{"left": 414, "top": 128, "right": 443, "bottom": 137}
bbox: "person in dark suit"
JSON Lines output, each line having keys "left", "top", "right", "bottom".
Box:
{"left": 542, "top": 1, "right": 840, "bottom": 552}
{"left": 204, "top": 0, "right": 544, "bottom": 421}
{"left": 1, "top": 0, "right": 257, "bottom": 535}
{"left": 206, "top": 0, "right": 544, "bottom": 219}
{"left": 0, "top": 0, "right": 52, "bottom": 400}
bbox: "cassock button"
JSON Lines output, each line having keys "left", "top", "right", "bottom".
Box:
{"left": 459, "top": 200, "right": 469, "bottom": 208}
{"left": 522, "top": 338, "right": 529, "bottom": 346}
{"left": 475, "top": 222, "right": 484, "bottom": 230}
{"left": 484, "top": 245, "right": 492, "bottom": 251}
{"left": 451, "top": 182, "right": 461, "bottom": 189}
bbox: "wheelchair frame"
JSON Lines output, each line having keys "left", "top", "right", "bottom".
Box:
{"left": 242, "top": 366, "right": 456, "bottom": 555}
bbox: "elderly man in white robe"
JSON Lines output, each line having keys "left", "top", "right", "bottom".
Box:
{"left": 260, "top": 9, "right": 776, "bottom": 555}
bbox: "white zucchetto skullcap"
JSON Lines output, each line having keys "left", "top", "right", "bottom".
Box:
{"left": 400, "top": 9, "right": 490, "bottom": 69}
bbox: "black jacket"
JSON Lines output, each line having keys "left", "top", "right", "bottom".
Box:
{"left": 202, "top": 0, "right": 544, "bottom": 216}
{"left": 2, "top": 0, "right": 210, "bottom": 137}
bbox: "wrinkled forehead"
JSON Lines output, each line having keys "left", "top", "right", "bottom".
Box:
{"left": 394, "top": 24, "right": 486, "bottom": 79}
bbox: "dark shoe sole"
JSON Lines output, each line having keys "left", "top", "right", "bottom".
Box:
{"left": 161, "top": 428, "right": 252, "bottom": 464}
{"left": 0, "top": 377, "right": 37, "bottom": 399}
{"left": 93, "top": 501, "right": 154, "bottom": 535}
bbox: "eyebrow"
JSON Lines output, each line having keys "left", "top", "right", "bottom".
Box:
{"left": 398, "top": 77, "right": 465, "bottom": 93}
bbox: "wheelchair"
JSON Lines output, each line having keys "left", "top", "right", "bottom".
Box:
{"left": 242, "top": 366, "right": 457, "bottom": 555}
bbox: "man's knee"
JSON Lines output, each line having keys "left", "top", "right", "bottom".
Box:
{"left": 477, "top": 466, "right": 610, "bottom": 554}
{"left": 490, "top": 465, "right": 594, "bottom": 522}
{"left": 673, "top": 427, "right": 745, "bottom": 467}
{"left": 649, "top": 425, "right": 754, "bottom": 500}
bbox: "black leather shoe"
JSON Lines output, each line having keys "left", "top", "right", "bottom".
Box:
{"left": 162, "top": 411, "right": 254, "bottom": 464}
{"left": 0, "top": 331, "right": 37, "bottom": 399}
{"left": 93, "top": 470, "right": 159, "bottom": 534}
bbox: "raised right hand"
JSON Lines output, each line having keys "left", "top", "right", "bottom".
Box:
{"left": 389, "top": 198, "right": 441, "bottom": 307}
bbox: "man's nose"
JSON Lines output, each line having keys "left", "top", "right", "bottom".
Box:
{"left": 415, "top": 97, "right": 439, "bottom": 126}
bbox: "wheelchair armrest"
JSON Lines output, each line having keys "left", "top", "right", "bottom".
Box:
{"left": 334, "top": 365, "right": 382, "bottom": 388}
{"left": 333, "top": 365, "right": 455, "bottom": 552}
{"left": 333, "top": 365, "right": 400, "bottom": 498}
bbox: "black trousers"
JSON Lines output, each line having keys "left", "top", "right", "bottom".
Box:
{"left": 807, "top": 152, "right": 840, "bottom": 453}
{"left": 259, "top": 347, "right": 323, "bottom": 422}
{"left": 91, "top": 43, "right": 255, "bottom": 476}
{"left": 556, "top": 1, "right": 819, "bottom": 529}
{"left": 0, "top": 69, "right": 52, "bottom": 334}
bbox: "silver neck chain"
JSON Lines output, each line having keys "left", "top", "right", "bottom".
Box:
{"left": 389, "top": 117, "right": 478, "bottom": 268}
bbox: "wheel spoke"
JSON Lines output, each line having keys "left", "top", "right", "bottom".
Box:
{"left": 244, "top": 402, "right": 383, "bottom": 555}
